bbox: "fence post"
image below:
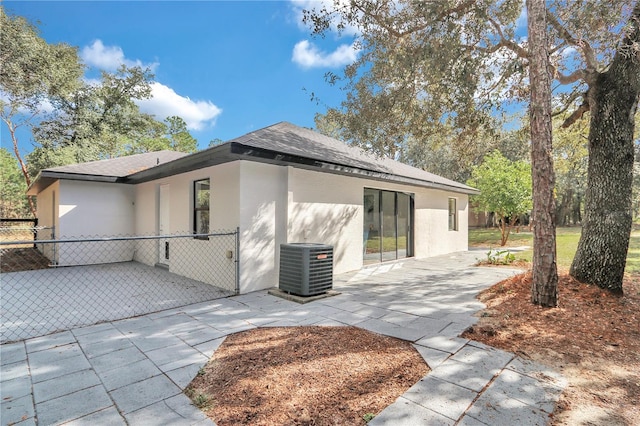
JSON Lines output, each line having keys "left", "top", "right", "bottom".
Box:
{"left": 235, "top": 227, "right": 240, "bottom": 295}
{"left": 51, "top": 225, "right": 57, "bottom": 266}
{"left": 32, "top": 218, "right": 38, "bottom": 249}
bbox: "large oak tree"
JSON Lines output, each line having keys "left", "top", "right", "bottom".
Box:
{"left": 304, "top": 0, "right": 640, "bottom": 295}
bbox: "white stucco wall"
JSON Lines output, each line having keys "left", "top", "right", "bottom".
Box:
{"left": 237, "top": 164, "right": 469, "bottom": 292}
{"left": 237, "top": 161, "right": 288, "bottom": 294}
{"left": 132, "top": 163, "right": 239, "bottom": 291}
{"left": 54, "top": 180, "right": 135, "bottom": 265}
{"left": 285, "top": 168, "right": 469, "bottom": 276}
{"left": 286, "top": 167, "right": 363, "bottom": 274}
{"left": 39, "top": 159, "right": 468, "bottom": 293}
{"left": 413, "top": 189, "right": 469, "bottom": 258}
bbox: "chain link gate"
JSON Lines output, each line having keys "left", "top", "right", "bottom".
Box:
{"left": 0, "top": 229, "right": 239, "bottom": 343}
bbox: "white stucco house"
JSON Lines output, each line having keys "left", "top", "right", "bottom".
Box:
{"left": 28, "top": 122, "right": 478, "bottom": 294}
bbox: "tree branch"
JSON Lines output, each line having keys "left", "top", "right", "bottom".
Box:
{"left": 553, "top": 67, "right": 587, "bottom": 85}
{"left": 561, "top": 94, "right": 590, "bottom": 128}
{"left": 546, "top": 11, "right": 598, "bottom": 73}
{"left": 551, "top": 90, "right": 582, "bottom": 117}
{"left": 352, "top": 0, "right": 476, "bottom": 39}
{"left": 487, "top": 17, "right": 529, "bottom": 59}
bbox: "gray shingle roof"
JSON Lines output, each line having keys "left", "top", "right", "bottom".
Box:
{"left": 43, "top": 150, "right": 188, "bottom": 177}
{"left": 229, "top": 122, "right": 477, "bottom": 193}
{"left": 29, "top": 122, "right": 476, "bottom": 195}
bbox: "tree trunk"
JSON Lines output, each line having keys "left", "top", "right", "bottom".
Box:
{"left": 5, "top": 118, "right": 36, "bottom": 218}
{"left": 570, "top": 4, "right": 640, "bottom": 294}
{"left": 527, "top": 0, "right": 558, "bottom": 307}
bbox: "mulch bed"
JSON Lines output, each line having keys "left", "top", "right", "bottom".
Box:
{"left": 0, "top": 247, "right": 50, "bottom": 272}
{"left": 186, "top": 326, "right": 429, "bottom": 426}
{"left": 463, "top": 271, "right": 640, "bottom": 425}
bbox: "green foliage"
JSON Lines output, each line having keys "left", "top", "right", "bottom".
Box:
{"left": 1, "top": 7, "right": 199, "bottom": 181}
{"left": 467, "top": 151, "right": 532, "bottom": 219}
{"left": 193, "top": 393, "right": 208, "bottom": 408}
{"left": 165, "top": 116, "right": 197, "bottom": 153}
{"left": 0, "top": 7, "right": 83, "bottom": 111}
{"left": 485, "top": 249, "right": 517, "bottom": 265}
{"left": 467, "top": 151, "right": 532, "bottom": 246}
{"left": 0, "top": 7, "right": 85, "bottom": 217}
{"left": 0, "top": 148, "right": 31, "bottom": 218}
{"left": 26, "top": 64, "right": 198, "bottom": 174}
{"left": 470, "top": 227, "right": 640, "bottom": 274}
{"left": 552, "top": 115, "right": 589, "bottom": 225}
{"left": 363, "top": 413, "right": 376, "bottom": 422}
{"left": 28, "top": 65, "right": 156, "bottom": 171}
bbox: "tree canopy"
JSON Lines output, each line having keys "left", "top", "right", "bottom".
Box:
{"left": 306, "top": 1, "right": 636, "bottom": 146}
{"left": 0, "top": 7, "right": 84, "bottom": 216}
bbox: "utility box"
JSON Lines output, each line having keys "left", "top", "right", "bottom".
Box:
{"left": 279, "top": 243, "right": 333, "bottom": 296}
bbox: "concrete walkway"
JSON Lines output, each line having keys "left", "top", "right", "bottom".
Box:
{"left": 0, "top": 251, "right": 566, "bottom": 425}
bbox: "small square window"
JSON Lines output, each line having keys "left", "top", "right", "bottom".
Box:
{"left": 194, "top": 179, "right": 210, "bottom": 235}
{"left": 448, "top": 198, "right": 458, "bottom": 231}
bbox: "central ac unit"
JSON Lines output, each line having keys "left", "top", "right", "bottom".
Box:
{"left": 279, "top": 243, "right": 333, "bottom": 296}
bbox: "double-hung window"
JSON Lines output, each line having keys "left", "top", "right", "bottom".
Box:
{"left": 193, "top": 179, "right": 210, "bottom": 235}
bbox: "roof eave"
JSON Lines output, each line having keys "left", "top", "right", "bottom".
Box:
{"left": 26, "top": 139, "right": 479, "bottom": 196}
{"left": 127, "top": 143, "right": 234, "bottom": 184}
{"left": 230, "top": 142, "right": 479, "bottom": 195}
{"left": 27, "top": 171, "right": 122, "bottom": 195}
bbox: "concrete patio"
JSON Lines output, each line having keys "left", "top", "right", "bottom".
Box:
{"left": 0, "top": 261, "right": 234, "bottom": 343}
{"left": 0, "top": 251, "right": 566, "bottom": 425}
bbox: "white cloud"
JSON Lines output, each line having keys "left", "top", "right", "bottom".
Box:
{"left": 561, "top": 46, "right": 578, "bottom": 58}
{"left": 80, "top": 40, "right": 158, "bottom": 71}
{"left": 136, "top": 82, "right": 222, "bottom": 131}
{"left": 292, "top": 39, "right": 358, "bottom": 68}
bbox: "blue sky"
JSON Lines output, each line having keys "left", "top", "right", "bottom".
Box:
{"left": 3, "top": 1, "right": 359, "bottom": 153}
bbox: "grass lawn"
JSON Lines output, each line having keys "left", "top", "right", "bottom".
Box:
{"left": 469, "top": 226, "right": 640, "bottom": 274}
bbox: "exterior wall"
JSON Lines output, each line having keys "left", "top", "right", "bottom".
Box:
{"left": 57, "top": 181, "right": 135, "bottom": 238}
{"left": 237, "top": 161, "right": 288, "bottom": 294}
{"left": 237, "top": 164, "right": 469, "bottom": 293}
{"left": 56, "top": 181, "right": 135, "bottom": 265}
{"left": 35, "top": 181, "right": 59, "bottom": 261}
{"left": 38, "top": 160, "right": 468, "bottom": 294}
{"left": 413, "top": 188, "right": 468, "bottom": 258}
{"left": 286, "top": 168, "right": 469, "bottom": 275}
{"left": 132, "top": 162, "right": 239, "bottom": 291}
{"left": 286, "top": 167, "right": 363, "bottom": 274}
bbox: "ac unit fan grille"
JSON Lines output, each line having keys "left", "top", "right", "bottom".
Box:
{"left": 279, "top": 244, "right": 333, "bottom": 296}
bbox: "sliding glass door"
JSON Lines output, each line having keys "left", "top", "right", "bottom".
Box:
{"left": 363, "top": 188, "right": 413, "bottom": 265}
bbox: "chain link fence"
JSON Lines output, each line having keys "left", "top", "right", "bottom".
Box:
{"left": 0, "top": 229, "right": 239, "bottom": 343}
{"left": 0, "top": 219, "right": 49, "bottom": 249}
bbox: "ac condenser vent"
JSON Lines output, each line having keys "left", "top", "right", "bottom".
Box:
{"left": 279, "top": 243, "right": 333, "bottom": 296}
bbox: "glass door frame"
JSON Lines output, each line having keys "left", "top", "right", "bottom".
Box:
{"left": 363, "top": 188, "right": 414, "bottom": 265}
